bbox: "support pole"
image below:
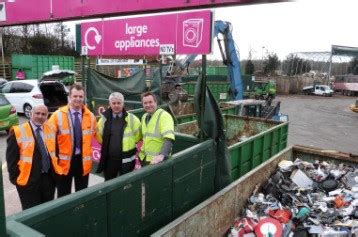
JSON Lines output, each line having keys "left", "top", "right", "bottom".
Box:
{"left": 0, "top": 28, "right": 6, "bottom": 79}
{"left": 0, "top": 163, "right": 7, "bottom": 236}
{"left": 199, "top": 54, "right": 207, "bottom": 139}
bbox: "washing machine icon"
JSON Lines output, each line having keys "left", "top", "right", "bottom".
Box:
{"left": 183, "top": 19, "right": 203, "bottom": 48}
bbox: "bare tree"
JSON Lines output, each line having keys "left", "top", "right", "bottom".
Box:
{"left": 55, "top": 22, "right": 70, "bottom": 50}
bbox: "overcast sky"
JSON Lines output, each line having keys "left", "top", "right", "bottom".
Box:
{"left": 210, "top": 0, "right": 358, "bottom": 60}
{"left": 68, "top": 0, "right": 358, "bottom": 61}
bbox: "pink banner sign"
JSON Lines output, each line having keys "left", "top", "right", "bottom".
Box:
{"left": 0, "top": 0, "right": 267, "bottom": 26}
{"left": 81, "top": 10, "right": 212, "bottom": 56}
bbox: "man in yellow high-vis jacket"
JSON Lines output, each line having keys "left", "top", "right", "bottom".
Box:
{"left": 139, "top": 92, "right": 175, "bottom": 165}
{"left": 96, "top": 92, "right": 142, "bottom": 180}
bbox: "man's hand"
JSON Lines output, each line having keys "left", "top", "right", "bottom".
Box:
{"left": 150, "top": 154, "right": 164, "bottom": 164}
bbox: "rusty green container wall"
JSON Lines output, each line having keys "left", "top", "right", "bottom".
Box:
{"left": 228, "top": 119, "right": 288, "bottom": 180}
{"left": 11, "top": 54, "right": 75, "bottom": 80}
{"left": 207, "top": 66, "right": 227, "bottom": 75}
{"left": 7, "top": 137, "right": 217, "bottom": 237}
{"left": 182, "top": 75, "right": 253, "bottom": 101}
{"left": 177, "top": 115, "right": 289, "bottom": 181}
{"left": 0, "top": 162, "right": 6, "bottom": 237}
{"left": 182, "top": 82, "right": 230, "bottom": 101}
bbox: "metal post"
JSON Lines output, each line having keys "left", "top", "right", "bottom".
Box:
{"left": 159, "top": 55, "right": 163, "bottom": 104}
{"left": 328, "top": 49, "right": 333, "bottom": 81}
{"left": 81, "top": 56, "right": 86, "bottom": 87}
{"left": 81, "top": 55, "right": 89, "bottom": 108}
{"left": 199, "top": 54, "right": 207, "bottom": 139}
{"left": 0, "top": 28, "right": 6, "bottom": 79}
{"left": 0, "top": 163, "right": 6, "bottom": 236}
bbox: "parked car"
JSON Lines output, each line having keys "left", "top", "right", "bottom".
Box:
{"left": 302, "top": 84, "right": 334, "bottom": 97}
{"left": 0, "top": 94, "right": 19, "bottom": 133}
{"left": 0, "top": 74, "right": 69, "bottom": 118}
{"left": 0, "top": 78, "right": 8, "bottom": 87}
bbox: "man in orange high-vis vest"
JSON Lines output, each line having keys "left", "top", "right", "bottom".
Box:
{"left": 48, "top": 84, "right": 96, "bottom": 197}
{"left": 6, "top": 105, "right": 64, "bottom": 210}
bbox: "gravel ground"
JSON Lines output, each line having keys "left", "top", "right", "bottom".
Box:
{"left": 279, "top": 94, "right": 358, "bottom": 154}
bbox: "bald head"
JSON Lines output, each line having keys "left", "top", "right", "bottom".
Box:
{"left": 30, "top": 105, "right": 48, "bottom": 126}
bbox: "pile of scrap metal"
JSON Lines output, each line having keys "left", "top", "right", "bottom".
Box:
{"left": 230, "top": 158, "right": 358, "bottom": 237}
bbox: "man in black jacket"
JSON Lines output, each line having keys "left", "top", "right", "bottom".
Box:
{"left": 6, "top": 105, "right": 63, "bottom": 210}
{"left": 95, "top": 92, "right": 142, "bottom": 180}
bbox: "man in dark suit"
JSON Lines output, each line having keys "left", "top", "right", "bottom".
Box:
{"left": 6, "top": 105, "right": 64, "bottom": 210}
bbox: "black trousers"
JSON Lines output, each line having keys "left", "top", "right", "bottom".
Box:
{"left": 104, "top": 159, "right": 135, "bottom": 181}
{"left": 16, "top": 173, "right": 56, "bottom": 210}
{"left": 57, "top": 154, "right": 89, "bottom": 198}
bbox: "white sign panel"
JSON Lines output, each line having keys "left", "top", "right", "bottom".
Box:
{"left": 81, "top": 46, "right": 88, "bottom": 56}
{"left": 159, "top": 44, "right": 175, "bottom": 55}
{"left": 97, "top": 59, "right": 146, "bottom": 66}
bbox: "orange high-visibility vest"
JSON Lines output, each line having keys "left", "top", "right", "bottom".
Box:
{"left": 48, "top": 105, "right": 96, "bottom": 176}
{"left": 13, "top": 122, "right": 64, "bottom": 186}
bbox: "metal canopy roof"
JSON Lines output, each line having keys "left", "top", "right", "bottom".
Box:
{"left": 331, "top": 45, "right": 358, "bottom": 57}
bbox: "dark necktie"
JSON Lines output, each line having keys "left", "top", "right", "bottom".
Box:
{"left": 73, "top": 112, "right": 82, "bottom": 151}
{"left": 36, "top": 126, "right": 50, "bottom": 173}
{"left": 145, "top": 114, "right": 151, "bottom": 125}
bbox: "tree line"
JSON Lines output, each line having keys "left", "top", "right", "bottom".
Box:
{"left": 2, "top": 23, "right": 78, "bottom": 57}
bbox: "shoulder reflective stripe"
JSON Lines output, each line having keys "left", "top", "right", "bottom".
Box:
{"left": 123, "top": 132, "right": 134, "bottom": 138}
{"left": 123, "top": 128, "right": 140, "bottom": 138}
{"left": 154, "top": 110, "right": 164, "bottom": 134}
{"left": 142, "top": 113, "right": 147, "bottom": 123}
{"left": 83, "top": 129, "right": 92, "bottom": 135}
{"left": 19, "top": 124, "right": 34, "bottom": 142}
{"left": 49, "top": 151, "right": 56, "bottom": 157}
{"left": 20, "top": 156, "right": 32, "bottom": 163}
{"left": 44, "top": 134, "right": 55, "bottom": 140}
{"left": 143, "top": 133, "right": 162, "bottom": 138}
{"left": 161, "top": 130, "right": 174, "bottom": 136}
{"left": 19, "top": 124, "right": 26, "bottom": 136}
{"left": 57, "top": 112, "right": 63, "bottom": 131}
{"left": 83, "top": 156, "right": 91, "bottom": 161}
{"left": 60, "top": 129, "right": 70, "bottom": 134}
{"left": 59, "top": 154, "right": 71, "bottom": 160}
{"left": 145, "top": 151, "right": 160, "bottom": 156}
{"left": 58, "top": 111, "right": 72, "bottom": 135}
{"left": 20, "top": 137, "right": 34, "bottom": 143}
{"left": 66, "top": 111, "right": 74, "bottom": 133}
{"left": 132, "top": 127, "right": 140, "bottom": 133}
{"left": 122, "top": 155, "right": 135, "bottom": 163}
{"left": 129, "top": 113, "right": 134, "bottom": 131}
{"left": 19, "top": 124, "right": 32, "bottom": 140}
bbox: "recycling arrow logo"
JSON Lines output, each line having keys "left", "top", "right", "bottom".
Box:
{"left": 84, "top": 27, "right": 102, "bottom": 50}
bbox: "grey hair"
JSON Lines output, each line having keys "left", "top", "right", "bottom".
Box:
{"left": 109, "top": 92, "right": 124, "bottom": 103}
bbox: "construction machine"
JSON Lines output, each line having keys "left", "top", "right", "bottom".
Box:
{"left": 162, "top": 20, "right": 243, "bottom": 103}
